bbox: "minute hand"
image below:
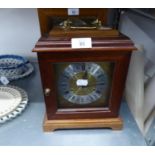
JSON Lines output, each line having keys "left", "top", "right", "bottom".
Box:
{"left": 86, "top": 82, "right": 105, "bottom": 87}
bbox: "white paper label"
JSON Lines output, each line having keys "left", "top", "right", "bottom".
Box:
{"left": 71, "top": 38, "right": 92, "bottom": 49}
{"left": 0, "top": 76, "right": 9, "bottom": 85}
{"left": 68, "top": 8, "right": 79, "bottom": 16}
{"left": 76, "top": 79, "right": 88, "bottom": 86}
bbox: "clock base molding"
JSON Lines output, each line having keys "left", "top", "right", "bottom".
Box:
{"left": 43, "top": 114, "right": 123, "bottom": 132}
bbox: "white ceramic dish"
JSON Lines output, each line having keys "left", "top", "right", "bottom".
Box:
{"left": 0, "top": 85, "right": 28, "bottom": 123}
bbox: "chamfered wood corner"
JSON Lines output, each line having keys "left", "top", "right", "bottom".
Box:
{"left": 43, "top": 114, "right": 123, "bottom": 132}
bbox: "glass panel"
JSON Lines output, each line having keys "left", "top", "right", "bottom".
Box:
{"left": 49, "top": 16, "right": 102, "bottom": 29}
{"left": 54, "top": 61, "right": 115, "bottom": 109}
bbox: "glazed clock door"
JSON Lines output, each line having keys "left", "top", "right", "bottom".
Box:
{"left": 38, "top": 52, "right": 131, "bottom": 120}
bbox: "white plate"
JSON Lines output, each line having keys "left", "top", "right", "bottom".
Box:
{"left": 0, "top": 85, "right": 28, "bottom": 123}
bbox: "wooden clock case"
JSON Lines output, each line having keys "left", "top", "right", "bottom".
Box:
{"left": 33, "top": 9, "right": 136, "bottom": 131}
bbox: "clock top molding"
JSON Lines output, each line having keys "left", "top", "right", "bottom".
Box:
{"left": 35, "top": 8, "right": 136, "bottom": 53}
{"left": 33, "top": 35, "right": 136, "bottom": 53}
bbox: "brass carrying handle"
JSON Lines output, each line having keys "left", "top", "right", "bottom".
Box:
{"left": 61, "top": 18, "right": 102, "bottom": 30}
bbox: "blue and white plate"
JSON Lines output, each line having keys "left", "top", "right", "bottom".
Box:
{"left": 9, "top": 63, "right": 34, "bottom": 81}
{"left": 0, "top": 55, "right": 34, "bottom": 81}
{"left": 0, "top": 55, "right": 28, "bottom": 69}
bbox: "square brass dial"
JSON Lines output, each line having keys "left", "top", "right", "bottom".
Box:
{"left": 54, "top": 61, "right": 115, "bottom": 109}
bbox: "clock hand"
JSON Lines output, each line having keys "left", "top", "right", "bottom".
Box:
{"left": 86, "top": 82, "right": 105, "bottom": 87}
{"left": 82, "top": 63, "right": 86, "bottom": 71}
{"left": 81, "top": 63, "right": 88, "bottom": 79}
{"left": 83, "top": 71, "right": 88, "bottom": 79}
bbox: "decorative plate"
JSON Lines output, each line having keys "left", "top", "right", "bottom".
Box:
{"left": 0, "top": 55, "right": 29, "bottom": 77}
{"left": 0, "top": 85, "right": 28, "bottom": 123}
{"left": 0, "top": 62, "right": 34, "bottom": 82}
{"left": 0, "top": 55, "right": 28, "bottom": 69}
{"left": 0, "top": 55, "right": 34, "bottom": 81}
{"left": 8, "top": 63, "right": 34, "bottom": 81}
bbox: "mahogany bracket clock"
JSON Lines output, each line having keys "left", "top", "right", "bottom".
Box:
{"left": 33, "top": 9, "right": 136, "bottom": 131}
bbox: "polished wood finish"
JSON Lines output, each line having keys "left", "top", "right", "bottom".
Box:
{"left": 33, "top": 35, "right": 136, "bottom": 52}
{"left": 43, "top": 114, "right": 123, "bottom": 131}
{"left": 33, "top": 35, "right": 135, "bottom": 122}
{"left": 38, "top": 8, "right": 108, "bottom": 35}
{"left": 37, "top": 50, "right": 131, "bottom": 120}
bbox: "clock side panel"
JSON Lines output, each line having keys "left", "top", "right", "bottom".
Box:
{"left": 108, "top": 53, "right": 131, "bottom": 115}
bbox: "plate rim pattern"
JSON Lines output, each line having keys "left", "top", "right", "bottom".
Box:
{"left": 0, "top": 85, "right": 28, "bottom": 124}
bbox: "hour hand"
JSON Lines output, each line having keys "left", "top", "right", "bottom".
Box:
{"left": 83, "top": 71, "right": 88, "bottom": 79}
{"left": 81, "top": 63, "right": 88, "bottom": 79}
